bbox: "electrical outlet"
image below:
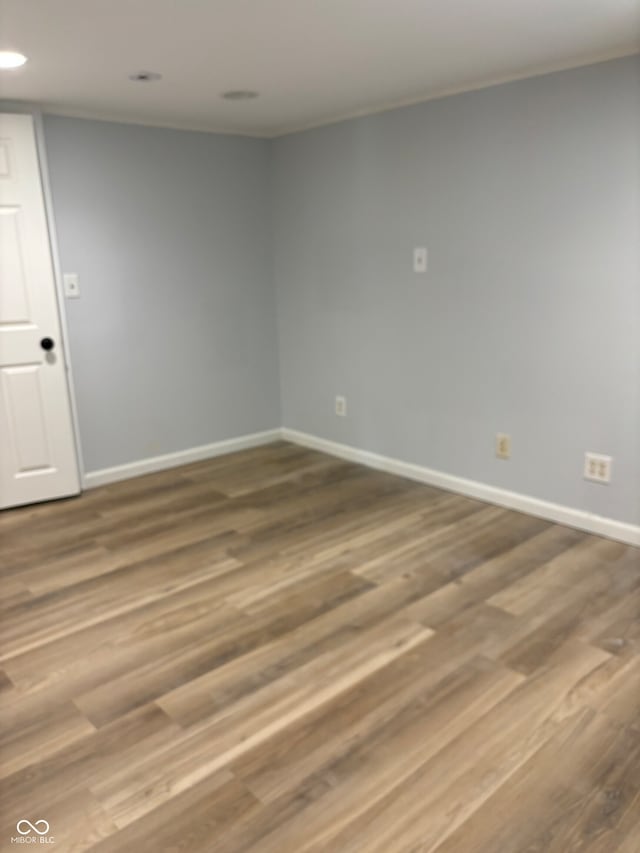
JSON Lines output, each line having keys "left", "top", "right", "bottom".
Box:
{"left": 335, "top": 395, "right": 347, "bottom": 417}
{"left": 496, "top": 433, "right": 511, "bottom": 460}
{"left": 584, "top": 452, "right": 612, "bottom": 484}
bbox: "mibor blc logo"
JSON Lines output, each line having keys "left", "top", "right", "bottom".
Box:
{"left": 11, "top": 820, "right": 55, "bottom": 845}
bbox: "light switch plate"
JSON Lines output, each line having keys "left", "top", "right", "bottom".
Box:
{"left": 63, "top": 273, "right": 80, "bottom": 298}
{"left": 413, "top": 247, "right": 427, "bottom": 273}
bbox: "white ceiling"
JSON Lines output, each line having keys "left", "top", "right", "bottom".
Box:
{"left": 1, "top": 0, "right": 639, "bottom": 137}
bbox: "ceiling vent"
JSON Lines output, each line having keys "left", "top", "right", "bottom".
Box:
{"left": 128, "top": 71, "right": 162, "bottom": 82}
{"left": 221, "top": 90, "right": 259, "bottom": 101}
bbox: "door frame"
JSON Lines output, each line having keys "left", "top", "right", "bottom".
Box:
{"left": 1, "top": 103, "right": 85, "bottom": 487}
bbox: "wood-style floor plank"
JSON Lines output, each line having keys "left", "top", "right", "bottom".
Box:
{"left": 0, "top": 441, "right": 638, "bottom": 851}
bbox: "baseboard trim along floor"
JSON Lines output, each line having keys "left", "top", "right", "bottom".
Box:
{"left": 82, "top": 428, "right": 282, "bottom": 488}
{"left": 83, "top": 426, "right": 639, "bottom": 546}
{"left": 282, "top": 428, "right": 640, "bottom": 548}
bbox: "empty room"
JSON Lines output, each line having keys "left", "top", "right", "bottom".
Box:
{"left": 1, "top": 1, "right": 639, "bottom": 850}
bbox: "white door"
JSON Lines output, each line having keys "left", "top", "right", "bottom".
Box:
{"left": 0, "top": 112, "right": 80, "bottom": 509}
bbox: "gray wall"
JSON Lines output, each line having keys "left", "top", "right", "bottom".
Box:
{"left": 273, "top": 57, "right": 640, "bottom": 525}
{"left": 28, "top": 58, "right": 640, "bottom": 524}
{"left": 43, "top": 116, "right": 280, "bottom": 472}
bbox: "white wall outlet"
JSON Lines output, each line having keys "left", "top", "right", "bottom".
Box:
{"left": 413, "top": 247, "right": 428, "bottom": 273}
{"left": 584, "top": 452, "right": 612, "bottom": 484}
{"left": 63, "top": 273, "right": 80, "bottom": 298}
{"left": 496, "top": 433, "right": 511, "bottom": 460}
{"left": 335, "top": 395, "right": 347, "bottom": 417}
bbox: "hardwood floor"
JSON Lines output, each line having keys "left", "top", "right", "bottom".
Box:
{"left": 0, "top": 441, "right": 639, "bottom": 852}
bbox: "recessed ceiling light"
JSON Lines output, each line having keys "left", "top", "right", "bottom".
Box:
{"left": 128, "top": 71, "right": 162, "bottom": 82}
{"left": 0, "top": 51, "right": 28, "bottom": 69}
{"left": 221, "top": 90, "right": 259, "bottom": 101}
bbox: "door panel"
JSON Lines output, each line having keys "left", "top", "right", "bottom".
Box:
{"left": 2, "top": 365, "right": 51, "bottom": 471}
{"left": 0, "top": 113, "right": 80, "bottom": 508}
{"left": 0, "top": 207, "right": 31, "bottom": 323}
{"left": 0, "top": 140, "right": 10, "bottom": 176}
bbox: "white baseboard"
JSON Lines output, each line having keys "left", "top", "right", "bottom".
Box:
{"left": 83, "top": 428, "right": 282, "bottom": 488}
{"left": 82, "top": 424, "right": 639, "bottom": 546}
{"left": 282, "top": 428, "right": 640, "bottom": 547}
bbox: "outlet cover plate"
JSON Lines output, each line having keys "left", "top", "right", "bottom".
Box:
{"left": 496, "top": 433, "right": 511, "bottom": 460}
{"left": 584, "top": 452, "right": 612, "bottom": 484}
